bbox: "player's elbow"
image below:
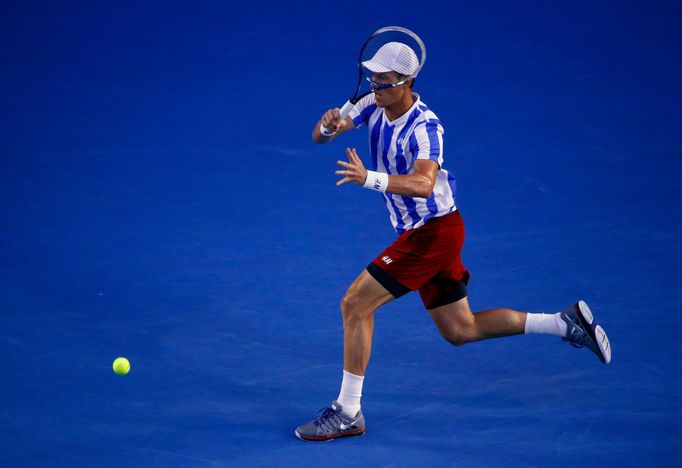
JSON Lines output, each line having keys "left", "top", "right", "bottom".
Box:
{"left": 415, "top": 178, "right": 435, "bottom": 198}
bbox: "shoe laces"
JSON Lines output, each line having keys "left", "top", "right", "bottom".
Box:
{"left": 559, "top": 311, "right": 590, "bottom": 349}
{"left": 562, "top": 323, "right": 590, "bottom": 348}
{"left": 314, "top": 407, "right": 343, "bottom": 433}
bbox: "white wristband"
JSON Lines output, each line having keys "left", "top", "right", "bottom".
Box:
{"left": 320, "top": 123, "right": 336, "bottom": 137}
{"left": 363, "top": 171, "right": 389, "bottom": 193}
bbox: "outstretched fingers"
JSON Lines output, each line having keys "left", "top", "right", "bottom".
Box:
{"left": 348, "top": 147, "right": 361, "bottom": 163}
{"left": 335, "top": 148, "right": 367, "bottom": 187}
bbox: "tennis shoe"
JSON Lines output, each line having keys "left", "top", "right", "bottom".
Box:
{"left": 560, "top": 300, "right": 611, "bottom": 364}
{"left": 295, "top": 401, "right": 366, "bottom": 441}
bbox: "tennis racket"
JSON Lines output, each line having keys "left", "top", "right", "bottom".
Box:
{"left": 338, "top": 26, "right": 427, "bottom": 120}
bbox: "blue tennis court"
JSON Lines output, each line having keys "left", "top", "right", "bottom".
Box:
{"left": 2, "top": 1, "right": 681, "bottom": 466}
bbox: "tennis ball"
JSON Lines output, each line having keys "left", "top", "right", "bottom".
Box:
{"left": 113, "top": 357, "right": 130, "bottom": 375}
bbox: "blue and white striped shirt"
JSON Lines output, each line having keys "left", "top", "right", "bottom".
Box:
{"left": 348, "top": 93, "right": 457, "bottom": 234}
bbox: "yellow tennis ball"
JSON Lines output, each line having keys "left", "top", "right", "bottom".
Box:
{"left": 113, "top": 357, "right": 130, "bottom": 375}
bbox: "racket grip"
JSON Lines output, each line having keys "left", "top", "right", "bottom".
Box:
{"left": 338, "top": 100, "right": 355, "bottom": 119}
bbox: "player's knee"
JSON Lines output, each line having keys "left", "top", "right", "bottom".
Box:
{"left": 340, "top": 293, "right": 358, "bottom": 317}
{"left": 340, "top": 291, "right": 367, "bottom": 322}
{"left": 442, "top": 332, "right": 470, "bottom": 347}
{"left": 440, "top": 325, "right": 477, "bottom": 347}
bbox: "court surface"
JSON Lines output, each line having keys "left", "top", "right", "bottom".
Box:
{"left": 2, "top": 1, "right": 681, "bottom": 466}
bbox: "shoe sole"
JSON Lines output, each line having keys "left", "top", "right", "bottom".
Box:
{"left": 294, "top": 428, "right": 366, "bottom": 442}
{"left": 577, "top": 300, "right": 612, "bottom": 364}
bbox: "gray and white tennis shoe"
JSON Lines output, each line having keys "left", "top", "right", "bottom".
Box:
{"left": 295, "top": 401, "right": 366, "bottom": 441}
{"left": 561, "top": 300, "right": 611, "bottom": 364}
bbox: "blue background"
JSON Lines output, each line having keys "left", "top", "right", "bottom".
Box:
{"left": 1, "top": 0, "right": 681, "bottom": 466}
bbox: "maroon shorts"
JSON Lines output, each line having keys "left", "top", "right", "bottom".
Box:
{"left": 366, "top": 210, "right": 470, "bottom": 310}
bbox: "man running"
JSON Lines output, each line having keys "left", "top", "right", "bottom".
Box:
{"left": 295, "top": 40, "right": 611, "bottom": 442}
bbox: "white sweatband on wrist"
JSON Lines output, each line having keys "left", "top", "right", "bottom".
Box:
{"left": 320, "top": 123, "right": 336, "bottom": 137}
{"left": 363, "top": 171, "right": 389, "bottom": 193}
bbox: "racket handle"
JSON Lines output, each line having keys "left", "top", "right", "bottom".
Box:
{"left": 338, "top": 100, "right": 355, "bottom": 119}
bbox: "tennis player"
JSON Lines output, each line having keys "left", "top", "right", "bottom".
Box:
{"left": 295, "top": 41, "right": 611, "bottom": 442}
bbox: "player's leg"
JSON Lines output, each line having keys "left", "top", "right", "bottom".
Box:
{"left": 427, "top": 296, "right": 611, "bottom": 363}
{"left": 295, "top": 269, "right": 395, "bottom": 442}
{"left": 417, "top": 212, "right": 610, "bottom": 363}
{"left": 340, "top": 269, "right": 395, "bottom": 375}
{"left": 427, "top": 296, "right": 527, "bottom": 346}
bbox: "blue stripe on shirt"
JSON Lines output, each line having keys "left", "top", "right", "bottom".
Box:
{"left": 408, "top": 130, "right": 419, "bottom": 158}
{"left": 425, "top": 122, "right": 441, "bottom": 162}
{"left": 447, "top": 171, "right": 457, "bottom": 200}
{"left": 380, "top": 117, "right": 395, "bottom": 175}
{"left": 423, "top": 192, "right": 440, "bottom": 223}
{"left": 369, "top": 115, "right": 382, "bottom": 171}
{"left": 353, "top": 103, "right": 378, "bottom": 128}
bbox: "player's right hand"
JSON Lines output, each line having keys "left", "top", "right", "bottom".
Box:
{"left": 320, "top": 108, "right": 347, "bottom": 134}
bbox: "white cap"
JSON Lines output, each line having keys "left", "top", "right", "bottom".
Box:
{"left": 362, "top": 42, "right": 419, "bottom": 76}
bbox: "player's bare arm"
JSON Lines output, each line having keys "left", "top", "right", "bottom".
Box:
{"left": 336, "top": 148, "right": 438, "bottom": 198}
{"left": 312, "top": 108, "right": 355, "bottom": 144}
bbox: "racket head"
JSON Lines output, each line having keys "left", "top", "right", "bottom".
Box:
{"left": 359, "top": 26, "right": 426, "bottom": 92}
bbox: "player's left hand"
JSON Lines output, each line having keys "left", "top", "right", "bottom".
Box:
{"left": 336, "top": 148, "right": 368, "bottom": 186}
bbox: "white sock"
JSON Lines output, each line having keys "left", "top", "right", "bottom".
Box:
{"left": 524, "top": 313, "right": 567, "bottom": 337}
{"left": 336, "top": 370, "right": 364, "bottom": 418}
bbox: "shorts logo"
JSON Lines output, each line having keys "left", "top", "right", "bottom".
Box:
{"left": 381, "top": 256, "right": 393, "bottom": 265}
